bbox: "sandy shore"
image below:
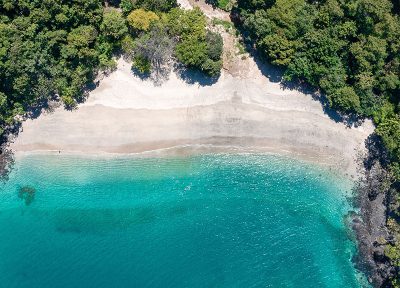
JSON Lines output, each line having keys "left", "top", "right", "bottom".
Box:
{"left": 10, "top": 56, "right": 374, "bottom": 177}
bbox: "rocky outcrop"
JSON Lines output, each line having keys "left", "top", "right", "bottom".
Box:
{"left": 0, "top": 146, "right": 14, "bottom": 181}
{"left": 353, "top": 134, "right": 398, "bottom": 287}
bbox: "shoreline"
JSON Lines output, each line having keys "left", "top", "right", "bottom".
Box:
{"left": 11, "top": 143, "right": 355, "bottom": 179}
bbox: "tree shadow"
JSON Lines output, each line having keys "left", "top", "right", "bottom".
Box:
{"left": 130, "top": 65, "right": 172, "bottom": 87}
{"left": 174, "top": 64, "right": 220, "bottom": 86}
{"left": 248, "top": 50, "right": 284, "bottom": 83}
{"left": 363, "top": 133, "right": 390, "bottom": 170}
{"left": 316, "top": 95, "right": 364, "bottom": 127}
{"left": 205, "top": 0, "right": 219, "bottom": 9}
{"left": 131, "top": 67, "right": 151, "bottom": 81}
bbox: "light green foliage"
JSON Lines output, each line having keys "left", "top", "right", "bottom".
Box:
{"left": 376, "top": 117, "right": 400, "bottom": 161}
{"left": 201, "top": 59, "right": 222, "bottom": 77}
{"left": 216, "top": 0, "right": 230, "bottom": 11}
{"left": 127, "top": 9, "right": 159, "bottom": 32}
{"left": 67, "top": 25, "right": 98, "bottom": 47}
{"left": 176, "top": 37, "right": 208, "bottom": 66}
{"left": 212, "top": 18, "right": 234, "bottom": 32}
{"left": 167, "top": 8, "right": 206, "bottom": 39}
{"left": 386, "top": 218, "right": 400, "bottom": 285}
{"left": 0, "top": 92, "right": 7, "bottom": 112}
{"left": 207, "top": 0, "right": 231, "bottom": 11}
{"left": 61, "top": 95, "right": 77, "bottom": 109}
{"left": 121, "top": 35, "right": 136, "bottom": 56}
{"left": 167, "top": 8, "right": 223, "bottom": 75}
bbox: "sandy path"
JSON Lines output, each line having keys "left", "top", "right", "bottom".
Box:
{"left": 10, "top": 1, "right": 375, "bottom": 177}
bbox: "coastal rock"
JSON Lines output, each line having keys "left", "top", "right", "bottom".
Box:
{"left": 353, "top": 147, "right": 396, "bottom": 287}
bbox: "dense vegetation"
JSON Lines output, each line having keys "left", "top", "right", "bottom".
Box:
{"left": 234, "top": 0, "right": 400, "bottom": 285}
{"left": 0, "top": 0, "right": 111, "bottom": 132}
{"left": 0, "top": 0, "right": 223, "bottom": 137}
{"left": 126, "top": 6, "right": 223, "bottom": 77}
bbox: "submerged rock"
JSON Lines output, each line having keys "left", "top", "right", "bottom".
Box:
{"left": 18, "top": 186, "right": 36, "bottom": 206}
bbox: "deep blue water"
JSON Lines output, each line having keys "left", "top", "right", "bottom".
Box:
{"left": 0, "top": 154, "right": 364, "bottom": 287}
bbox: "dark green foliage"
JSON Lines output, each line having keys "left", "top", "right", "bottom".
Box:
{"left": 237, "top": 0, "right": 400, "bottom": 115}
{"left": 0, "top": 0, "right": 122, "bottom": 123}
{"left": 120, "top": 0, "right": 135, "bottom": 14}
{"left": 206, "top": 31, "right": 223, "bottom": 61}
{"left": 120, "top": 0, "right": 177, "bottom": 13}
{"left": 132, "top": 55, "right": 151, "bottom": 74}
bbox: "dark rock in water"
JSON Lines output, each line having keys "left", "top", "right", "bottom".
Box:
{"left": 0, "top": 147, "right": 14, "bottom": 181}
{"left": 352, "top": 156, "right": 396, "bottom": 287}
{"left": 18, "top": 186, "right": 36, "bottom": 206}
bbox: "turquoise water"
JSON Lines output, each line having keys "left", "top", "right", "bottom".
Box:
{"left": 0, "top": 154, "right": 362, "bottom": 287}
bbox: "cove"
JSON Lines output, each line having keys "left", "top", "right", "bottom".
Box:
{"left": 0, "top": 153, "right": 364, "bottom": 287}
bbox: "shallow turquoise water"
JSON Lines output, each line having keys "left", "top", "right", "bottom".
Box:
{"left": 0, "top": 154, "right": 362, "bottom": 287}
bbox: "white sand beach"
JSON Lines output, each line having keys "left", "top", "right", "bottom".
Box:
{"left": 11, "top": 56, "right": 374, "bottom": 177}
{"left": 9, "top": 0, "right": 375, "bottom": 177}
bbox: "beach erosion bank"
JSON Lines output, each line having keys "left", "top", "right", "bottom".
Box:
{"left": 11, "top": 58, "right": 373, "bottom": 178}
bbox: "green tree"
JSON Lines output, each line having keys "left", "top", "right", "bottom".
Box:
{"left": 205, "top": 30, "right": 223, "bottom": 61}
{"left": 328, "top": 86, "right": 361, "bottom": 112}
{"left": 120, "top": 0, "right": 135, "bottom": 14}
{"left": 259, "top": 34, "right": 295, "bottom": 66}
{"left": 127, "top": 8, "right": 159, "bottom": 32}
{"left": 100, "top": 9, "right": 128, "bottom": 41}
